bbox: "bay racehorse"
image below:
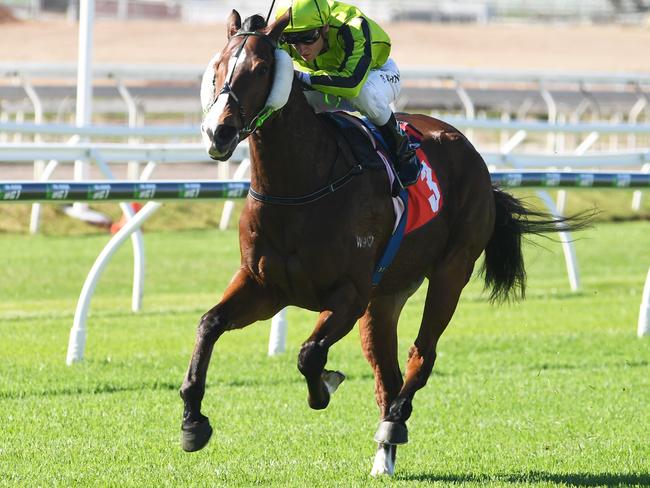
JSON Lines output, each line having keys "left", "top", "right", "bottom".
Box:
{"left": 179, "top": 10, "right": 590, "bottom": 476}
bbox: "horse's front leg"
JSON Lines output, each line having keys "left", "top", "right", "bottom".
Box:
{"left": 361, "top": 290, "right": 412, "bottom": 476}
{"left": 179, "top": 268, "right": 282, "bottom": 452}
{"left": 298, "top": 282, "right": 367, "bottom": 410}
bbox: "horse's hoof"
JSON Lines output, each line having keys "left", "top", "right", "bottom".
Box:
{"left": 322, "top": 370, "right": 345, "bottom": 394}
{"left": 374, "top": 421, "right": 408, "bottom": 445}
{"left": 181, "top": 418, "right": 213, "bottom": 452}
{"left": 307, "top": 388, "right": 330, "bottom": 410}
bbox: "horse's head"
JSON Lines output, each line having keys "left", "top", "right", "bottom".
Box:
{"left": 200, "top": 10, "right": 293, "bottom": 161}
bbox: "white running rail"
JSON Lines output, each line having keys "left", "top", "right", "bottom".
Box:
{"left": 2, "top": 171, "right": 649, "bottom": 366}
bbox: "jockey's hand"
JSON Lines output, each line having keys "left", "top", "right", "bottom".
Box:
{"left": 295, "top": 71, "right": 312, "bottom": 86}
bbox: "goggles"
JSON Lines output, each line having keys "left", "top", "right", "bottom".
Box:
{"left": 280, "top": 29, "right": 321, "bottom": 45}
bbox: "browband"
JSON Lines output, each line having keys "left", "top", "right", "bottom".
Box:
{"left": 232, "top": 31, "right": 277, "bottom": 50}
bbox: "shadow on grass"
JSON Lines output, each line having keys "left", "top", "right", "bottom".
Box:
{"left": 398, "top": 471, "right": 650, "bottom": 486}
{"left": 529, "top": 359, "right": 648, "bottom": 373}
{"left": 2, "top": 305, "right": 208, "bottom": 323}
{"left": 0, "top": 381, "right": 180, "bottom": 400}
{"left": 0, "top": 375, "right": 308, "bottom": 400}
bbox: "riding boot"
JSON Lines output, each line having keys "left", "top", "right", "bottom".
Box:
{"left": 378, "top": 114, "right": 421, "bottom": 187}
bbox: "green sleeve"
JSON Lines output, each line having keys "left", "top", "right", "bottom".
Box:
{"left": 309, "top": 17, "right": 372, "bottom": 99}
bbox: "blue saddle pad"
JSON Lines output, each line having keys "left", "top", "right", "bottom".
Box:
{"left": 318, "top": 112, "right": 411, "bottom": 287}
{"left": 319, "top": 112, "right": 389, "bottom": 170}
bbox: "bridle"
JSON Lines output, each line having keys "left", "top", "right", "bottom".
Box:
{"left": 205, "top": 31, "right": 278, "bottom": 140}
{"left": 206, "top": 26, "right": 366, "bottom": 206}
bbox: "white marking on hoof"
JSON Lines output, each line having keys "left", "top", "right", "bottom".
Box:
{"left": 322, "top": 370, "right": 345, "bottom": 395}
{"left": 370, "top": 443, "right": 395, "bottom": 476}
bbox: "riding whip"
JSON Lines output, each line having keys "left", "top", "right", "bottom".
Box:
{"left": 265, "top": 0, "right": 277, "bottom": 24}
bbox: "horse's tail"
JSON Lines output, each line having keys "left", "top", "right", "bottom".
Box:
{"left": 481, "top": 187, "right": 594, "bottom": 303}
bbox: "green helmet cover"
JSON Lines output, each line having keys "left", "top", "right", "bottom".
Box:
{"left": 276, "top": 0, "right": 331, "bottom": 32}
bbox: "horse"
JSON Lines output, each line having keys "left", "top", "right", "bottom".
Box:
{"left": 179, "top": 10, "right": 590, "bottom": 476}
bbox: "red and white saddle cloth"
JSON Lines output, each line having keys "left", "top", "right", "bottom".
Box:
{"left": 334, "top": 112, "right": 443, "bottom": 233}
{"left": 400, "top": 121, "right": 443, "bottom": 234}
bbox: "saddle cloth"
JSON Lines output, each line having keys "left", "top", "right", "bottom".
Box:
{"left": 321, "top": 111, "right": 443, "bottom": 235}
{"left": 399, "top": 121, "right": 444, "bottom": 234}
{"left": 321, "top": 111, "right": 443, "bottom": 284}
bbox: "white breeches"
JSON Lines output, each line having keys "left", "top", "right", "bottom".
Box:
{"left": 304, "top": 58, "right": 402, "bottom": 126}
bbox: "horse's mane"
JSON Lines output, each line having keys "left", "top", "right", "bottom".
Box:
{"left": 240, "top": 15, "right": 267, "bottom": 33}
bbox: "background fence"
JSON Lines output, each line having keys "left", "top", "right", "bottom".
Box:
{"left": 2, "top": 63, "right": 650, "bottom": 156}
{"left": 4, "top": 0, "right": 650, "bottom": 23}
{"left": 1, "top": 2, "right": 649, "bottom": 356}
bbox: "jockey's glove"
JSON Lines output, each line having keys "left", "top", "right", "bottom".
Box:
{"left": 295, "top": 70, "right": 312, "bottom": 86}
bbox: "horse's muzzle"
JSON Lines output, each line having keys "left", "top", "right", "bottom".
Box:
{"left": 205, "top": 124, "right": 239, "bottom": 161}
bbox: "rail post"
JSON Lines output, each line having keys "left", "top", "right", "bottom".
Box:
{"left": 638, "top": 267, "right": 650, "bottom": 338}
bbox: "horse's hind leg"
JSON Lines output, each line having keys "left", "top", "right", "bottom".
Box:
{"left": 376, "top": 254, "right": 475, "bottom": 446}
{"left": 298, "top": 282, "right": 367, "bottom": 410}
{"left": 179, "top": 269, "right": 282, "bottom": 452}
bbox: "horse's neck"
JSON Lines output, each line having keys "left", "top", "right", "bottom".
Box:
{"left": 248, "top": 85, "right": 340, "bottom": 197}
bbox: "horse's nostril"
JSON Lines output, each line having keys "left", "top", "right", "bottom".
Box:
{"left": 205, "top": 127, "right": 215, "bottom": 142}
{"left": 214, "top": 125, "right": 238, "bottom": 146}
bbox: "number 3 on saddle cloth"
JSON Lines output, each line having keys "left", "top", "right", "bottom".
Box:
{"left": 320, "top": 112, "right": 443, "bottom": 285}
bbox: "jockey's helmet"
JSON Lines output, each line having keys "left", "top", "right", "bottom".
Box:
{"left": 276, "top": 0, "right": 331, "bottom": 33}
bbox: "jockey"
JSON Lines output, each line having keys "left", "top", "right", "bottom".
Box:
{"left": 275, "top": 0, "right": 421, "bottom": 187}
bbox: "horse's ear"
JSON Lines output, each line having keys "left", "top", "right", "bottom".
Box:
{"left": 265, "top": 8, "right": 291, "bottom": 43}
{"left": 227, "top": 9, "right": 241, "bottom": 39}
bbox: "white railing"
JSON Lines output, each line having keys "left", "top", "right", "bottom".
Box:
{"left": 2, "top": 172, "right": 648, "bottom": 367}
{"left": 1, "top": 136, "right": 649, "bottom": 172}
{"left": 3, "top": 118, "right": 650, "bottom": 139}
{"left": 2, "top": 116, "right": 649, "bottom": 217}
{"left": 3, "top": 63, "right": 648, "bottom": 155}
{"left": 0, "top": 62, "right": 204, "bottom": 82}
{"left": 1, "top": 117, "right": 648, "bottom": 164}
{"left": 1, "top": 134, "right": 648, "bottom": 258}
{"left": 1, "top": 140, "right": 649, "bottom": 178}
{"left": 3, "top": 63, "right": 649, "bottom": 157}
{"left": 3, "top": 62, "right": 649, "bottom": 86}
{"left": 3, "top": 63, "right": 649, "bottom": 127}
{"left": 2, "top": 117, "right": 649, "bottom": 229}
{"left": 5, "top": 62, "right": 650, "bottom": 94}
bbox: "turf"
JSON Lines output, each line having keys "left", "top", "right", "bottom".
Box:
{"left": 0, "top": 218, "right": 649, "bottom": 486}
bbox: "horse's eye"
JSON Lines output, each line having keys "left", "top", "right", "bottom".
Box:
{"left": 257, "top": 65, "right": 270, "bottom": 76}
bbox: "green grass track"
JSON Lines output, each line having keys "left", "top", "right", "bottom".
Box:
{"left": 0, "top": 219, "right": 648, "bottom": 486}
